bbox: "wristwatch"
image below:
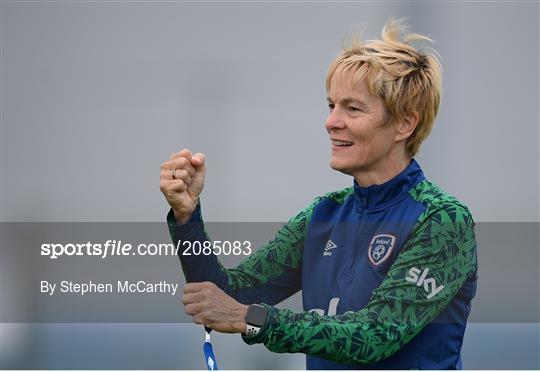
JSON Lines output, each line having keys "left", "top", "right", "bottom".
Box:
{"left": 244, "top": 304, "right": 268, "bottom": 337}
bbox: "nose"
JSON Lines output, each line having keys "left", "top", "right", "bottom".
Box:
{"left": 325, "top": 108, "right": 346, "bottom": 134}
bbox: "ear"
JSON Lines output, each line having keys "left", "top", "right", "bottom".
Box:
{"left": 394, "top": 111, "right": 419, "bottom": 142}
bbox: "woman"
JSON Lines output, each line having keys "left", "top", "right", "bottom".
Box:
{"left": 159, "top": 19, "right": 478, "bottom": 369}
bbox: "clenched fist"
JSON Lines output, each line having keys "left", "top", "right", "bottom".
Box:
{"left": 160, "top": 149, "right": 206, "bottom": 224}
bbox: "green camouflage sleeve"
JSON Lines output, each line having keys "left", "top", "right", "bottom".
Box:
{"left": 224, "top": 197, "right": 322, "bottom": 296}
{"left": 169, "top": 197, "right": 322, "bottom": 305}
{"left": 242, "top": 202, "right": 478, "bottom": 364}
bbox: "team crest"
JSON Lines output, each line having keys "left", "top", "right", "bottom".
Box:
{"left": 368, "top": 234, "right": 396, "bottom": 266}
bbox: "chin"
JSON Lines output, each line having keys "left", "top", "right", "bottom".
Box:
{"left": 329, "top": 159, "right": 355, "bottom": 176}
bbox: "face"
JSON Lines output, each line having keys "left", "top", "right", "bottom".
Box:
{"left": 325, "top": 71, "right": 401, "bottom": 179}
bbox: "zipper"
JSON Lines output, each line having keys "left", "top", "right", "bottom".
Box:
{"left": 342, "top": 203, "right": 367, "bottom": 278}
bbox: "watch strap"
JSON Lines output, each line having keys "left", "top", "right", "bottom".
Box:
{"left": 245, "top": 324, "right": 261, "bottom": 337}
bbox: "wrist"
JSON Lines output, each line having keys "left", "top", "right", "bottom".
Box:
{"left": 234, "top": 304, "right": 249, "bottom": 334}
{"left": 173, "top": 209, "right": 194, "bottom": 224}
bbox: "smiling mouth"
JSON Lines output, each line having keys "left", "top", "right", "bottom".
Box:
{"left": 331, "top": 139, "right": 354, "bottom": 146}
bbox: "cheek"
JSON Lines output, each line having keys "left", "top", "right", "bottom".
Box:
{"left": 374, "top": 128, "right": 396, "bottom": 150}
{"left": 350, "top": 129, "right": 389, "bottom": 161}
{"left": 350, "top": 129, "right": 374, "bottom": 154}
{"left": 353, "top": 141, "right": 373, "bottom": 161}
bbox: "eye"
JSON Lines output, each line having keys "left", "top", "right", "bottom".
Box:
{"left": 348, "top": 106, "right": 362, "bottom": 112}
{"left": 328, "top": 103, "right": 335, "bottom": 111}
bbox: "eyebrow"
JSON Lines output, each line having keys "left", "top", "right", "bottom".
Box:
{"left": 326, "top": 97, "right": 369, "bottom": 109}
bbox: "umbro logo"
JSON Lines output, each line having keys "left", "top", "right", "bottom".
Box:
{"left": 323, "top": 240, "right": 337, "bottom": 256}
{"left": 207, "top": 356, "right": 215, "bottom": 370}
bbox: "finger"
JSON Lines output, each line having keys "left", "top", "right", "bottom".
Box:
{"left": 170, "top": 148, "right": 192, "bottom": 160}
{"left": 160, "top": 169, "right": 172, "bottom": 181}
{"left": 161, "top": 169, "right": 190, "bottom": 183}
{"left": 173, "top": 157, "right": 196, "bottom": 176}
{"left": 161, "top": 158, "right": 196, "bottom": 177}
{"left": 185, "top": 302, "right": 204, "bottom": 316}
{"left": 160, "top": 179, "right": 187, "bottom": 193}
{"left": 176, "top": 169, "right": 191, "bottom": 182}
{"left": 172, "top": 179, "right": 188, "bottom": 192}
{"left": 168, "top": 169, "right": 191, "bottom": 183}
{"left": 162, "top": 179, "right": 187, "bottom": 192}
{"left": 192, "top": 313, "right": 205, "bottom": 325}
{"left": 191, "top": 153, "right": 206, "bottom": 169}
{"left": 197, "top": 310, "right": 213, "bottom": 326}
{"left": 184, "top": 282, "right": 212, "bottom": 294}
{"left": 181, "top": 292, "right": 204, "bottom": 306}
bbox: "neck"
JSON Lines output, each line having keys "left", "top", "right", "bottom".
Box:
{"left": 353, "top": 155, "right": 412, "bottom": 187}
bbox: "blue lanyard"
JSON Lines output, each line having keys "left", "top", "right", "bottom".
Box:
{"left": 203, "top": 327, "right": 219, "bottom": 370}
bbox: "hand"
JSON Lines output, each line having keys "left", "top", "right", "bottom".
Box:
{"left": 160, "top": 149, "right": 206, "bottom": 224}
{"left": 182, "top": 282, "right": 248, "bottom": 334}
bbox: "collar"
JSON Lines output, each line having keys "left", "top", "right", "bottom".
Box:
{"left": 353, "top": 159, "right": 425, "bottom": 210}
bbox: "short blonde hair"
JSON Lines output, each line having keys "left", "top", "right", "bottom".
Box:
{"left": 326, "top": 19, "right": 442, "bottom": 157}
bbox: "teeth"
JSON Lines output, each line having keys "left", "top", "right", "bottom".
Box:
{"left": 333, "top": 140, "right": 354, "bottom": 146}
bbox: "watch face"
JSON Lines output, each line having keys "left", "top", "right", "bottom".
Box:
{"left": 246, "top": 305, "right": 268, "bottom": 327}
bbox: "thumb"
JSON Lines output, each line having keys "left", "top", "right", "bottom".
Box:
{"left": 191, "top": 152, "right": 206, "bottom": 170}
